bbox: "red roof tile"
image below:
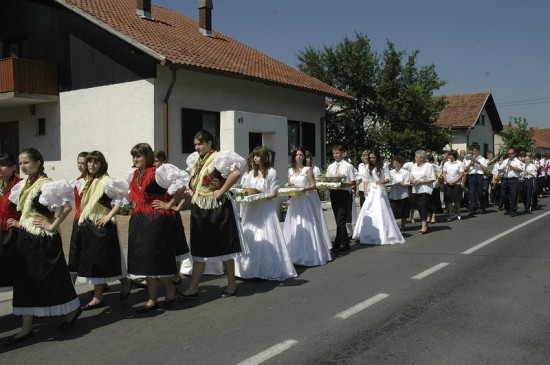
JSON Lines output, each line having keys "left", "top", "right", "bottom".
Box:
{"left": 57, "top": 0, "right": 352, "bottom": 100}
{"left": 434, "top": 92, "right": 502, "bottom": 132}
{"left": 531, "top": 128, "right": 550, "bottom": 148}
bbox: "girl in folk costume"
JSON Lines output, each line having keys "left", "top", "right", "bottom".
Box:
{"left": 74, "top": 151, "right": 132, "bottom": 310}
{"left": 180, "top": 130, "right": 246, "bottom": 298}
{"left": 153, "top": 149, "right": 190, "bottom": 286}
{"left": 5, "top": 148, "right": 80, "bottom": 345}
{"left": 352, "top": 149, "right": 405, "bottom": 245}
{"left": 282, "top": 147, "right": 332, "bottom": 266}
{"left": 0, "top": 153, "right": 21, "bottom": 288}
{"left": 68, "top": 151, "right": 88, "bottom": 284}
{"left": 127, "top": 143, "right": 189, "bottom": 313}
{"left": 234, "top": 146, "right": 297, "bottom": 281}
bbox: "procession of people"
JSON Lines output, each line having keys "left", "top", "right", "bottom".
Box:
{"left": 1, "top": 137, "right": 549, "bottom": 346}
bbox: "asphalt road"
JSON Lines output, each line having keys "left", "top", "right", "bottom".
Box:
{"left": 1, "top": 201, "right": 550, "bottom": 364}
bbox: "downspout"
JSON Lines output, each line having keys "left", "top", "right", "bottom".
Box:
{"left": 163, "top": 67, "right": 177, "bottom": 159}
{"left": 466, "top": 126, "right": 472, "bottom": 150}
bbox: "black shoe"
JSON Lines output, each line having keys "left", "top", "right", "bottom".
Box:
{"left": 131, "top": 279, "right": 148, "bottom": 289}
{"left": 4, "top": 330, "right": 35, "bottom": 346}
{"left": 468, "top": 211, "right": 476, "bottom": 217}
{"left": 172, "top": 276, "right": 182, "bottom": 286}
{"left": 135, "top": 303, "right": 159, "bottom": 314}
{"left": 330, "top": 248, "right": 339, "bottom": 256}
{"left": 221, "top": 288, "right": 238, "bottom": 298}
{"left": 510, "top": 212, "right": 516, "bottom": 217}
{"left": 340, "top": 244, "right": 351, "bottom": 251}
{"left": 163, "top": 298, "right": 176, "bottom": 309}
{"left": 119, "top": 281, "right": 132, "bottom": 301}
{"left": 59, "top": 307, "right": 82, "bottom": 330}
{"left": 481, "top": 209, "right": 486, "bottom": 214}
{"left": 504, "top": 211, "right": 510, "bottom": 215}
{"left": 82, "top": 301, "right": 105, "bottom": 311}
{"left": 177, "top": 291, "right": 199, "bottom": 300}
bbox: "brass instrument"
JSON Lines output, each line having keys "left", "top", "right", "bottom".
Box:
{"left": 491, "top": 173, "right": 502, "bottom": 188}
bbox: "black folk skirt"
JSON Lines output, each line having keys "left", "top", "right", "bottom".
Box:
{"left": 128, "top": 212, "right": 177, "bottom": 277}
{"left": 0, "top": 229, "right": 18, "bottom": 287}
{"left": 173, "top": 213, "right": 190, "bottom": 260}
{"left": 77, "top": 220, "right": 123, "bottom": 280}
{"left": 190, "top": 197, "right": 242, "bottom": 261}
{"left": 67, "top": 219, "right": 80, "bottom": 274}
{"left": 13, "top": 229, "right": 78, "bottom": 315}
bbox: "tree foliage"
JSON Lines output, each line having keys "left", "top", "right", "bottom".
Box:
{"left": 499, "top": 116, "right": 536, "bottom": 154}
{"left": 297, "top": 33, "right": 451, "bottom": 163}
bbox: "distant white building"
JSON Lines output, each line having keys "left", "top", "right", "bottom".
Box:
{"left": 434, "top": 92, "right": 503, "bottom": 155}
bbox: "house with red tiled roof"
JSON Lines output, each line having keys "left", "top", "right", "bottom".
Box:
{"left": 434, "top": 92, "right": 503, "bottom": 156}
{"left": 530, "top": 128, "right": 550, "bottom": 154}
{"left": 494, "top": 126, "right": 550, "bottom": 155}
{"left": 0, "top": 0, "right": 351, "bottom": 180}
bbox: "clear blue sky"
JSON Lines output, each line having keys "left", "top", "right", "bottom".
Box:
{"left": 156, "top": 0, "right": 550, "bottom": 128}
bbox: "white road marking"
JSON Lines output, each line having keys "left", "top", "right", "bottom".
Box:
{"left": 335, "top": 293, "right": 389, "bottom": 319}
{"left": 411, "top": 262, "right": 449, "bottom": 280}
{"left": 461, "top": 210, "right": 550, "bottom": 255}
{"left": 236, "top": 339, "right": 299, "bottom": 365}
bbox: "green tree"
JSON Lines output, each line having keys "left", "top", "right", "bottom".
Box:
{"left": 297, "top": 33, "right": 451, "bottom": 163}
{"left": 499, "top": 116, "right": 536, "bottom": 154}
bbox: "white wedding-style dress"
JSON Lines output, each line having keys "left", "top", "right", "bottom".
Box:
{"left": 352, "top": 166, "right": 405, "bottom": 245}
{"left": 235, "top": 168, "right": 297, "bottom": 281}
{"left": 282, "top": 167, "right": 332, "bottom": 266}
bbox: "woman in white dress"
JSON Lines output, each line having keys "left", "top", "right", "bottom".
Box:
{"left": 352, "top": 149, "right": 405, "bottom": 245}
{"left": 304, "top": 151, "right": 321, "bottom": 180}
{"left": 235, "top": 146, "right": 297, "bottom": 280}
{"left": 282, "top": 147, "right": 332, "bottom": 266}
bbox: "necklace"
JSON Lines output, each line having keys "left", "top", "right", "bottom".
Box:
{"left": 191, "top": 150, "right": 215, "bottom": 182}
{"left": 135, "top": 169, "right": 145, "bottom": 190}
{"left": 80, "top": 177, "right": 95, "bottom": 197}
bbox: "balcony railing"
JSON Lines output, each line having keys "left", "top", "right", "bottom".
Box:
{"left": 0, "top": 57, "right": 58, "bottom": 95}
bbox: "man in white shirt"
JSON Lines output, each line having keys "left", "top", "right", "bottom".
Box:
{"left": 463, "top": 144, "right": 488, "bottom": 216}
{"left": 326, "top": 145, "right": 356, "bottom": 254}
{"left": 522, "top": 154, "right": 537, "bottom": 213}
{"left": 498, "top": 147, "right": 524, "bottom": 217}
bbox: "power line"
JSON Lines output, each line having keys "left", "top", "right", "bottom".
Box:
{"left": 497, "top": 100, "right": 550, "bottom": 107}
{"left": 497, "top": 96, "right": 550, "bottom": 106}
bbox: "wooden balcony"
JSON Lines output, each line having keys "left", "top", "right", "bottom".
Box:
{"left": 0, "top": 57, "right": 58, "bottom": 95}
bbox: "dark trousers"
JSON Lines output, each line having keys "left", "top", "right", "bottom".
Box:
{"left": 501, "top": 178, "right": 519, "bottom": 213}
{"left": 468, "top": 174, "right": 485, "bottom": 211}
{"left": 444, "top": 184, "right": 462, "bottom": 215}
{"left": 330, "top": 189, "right": 352, "bottom": 248}
{"left": 358, "top": 191, "right": 366, "bottom": 207}
{"left": 522, "top": 178, "right": 537, "bottom": 210}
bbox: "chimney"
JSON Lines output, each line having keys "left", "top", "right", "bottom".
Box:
{"left": 198, "top": 0, "right": 213, "bottom": 36}
{"left": 137, "top": 0, "right": 152, "bottom": 19}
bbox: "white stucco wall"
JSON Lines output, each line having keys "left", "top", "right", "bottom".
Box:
{"left": 446, "top": 109, "right": 496, "bottom": 156}
{"left": 1, "top": 103, "right": 61, "bottom": 161}
{"left": 154, "top": 67, "right": 326, "bottom": 180}
{"left": 219, "top": 110, "right": 288, "bottom": 181}
{"left": 53, "top": 79, "right": 155, "bottom": 180}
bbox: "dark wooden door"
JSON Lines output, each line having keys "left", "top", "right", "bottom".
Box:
{"left": 0, "top": 121, "right": 19, "bottom": 158}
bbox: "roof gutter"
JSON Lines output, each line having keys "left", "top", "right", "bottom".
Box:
{"left": 54, "top": 0, "right": 169, "bottom": 66}
{"left": 163, "top": 67, "right": 177, "bottom": 158}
